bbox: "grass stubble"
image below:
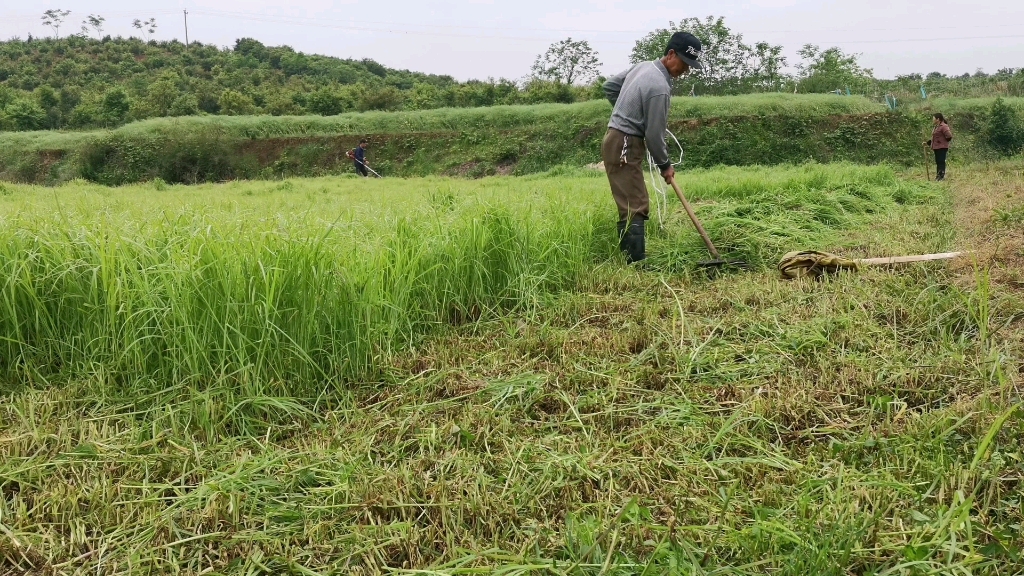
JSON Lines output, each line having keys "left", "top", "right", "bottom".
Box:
{"left": 0, "top": 161, "right": 1021, "bottom": 574}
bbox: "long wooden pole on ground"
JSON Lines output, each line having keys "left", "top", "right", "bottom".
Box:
{"left": 860, "top": 251, "right": 962, "bottom": 266}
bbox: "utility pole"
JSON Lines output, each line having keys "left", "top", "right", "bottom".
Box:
{"left": 183, "top": 10, "right": 189, "bottom": 48}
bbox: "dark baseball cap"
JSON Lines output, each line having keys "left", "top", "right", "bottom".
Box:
{"left": 665, "top": 32, "right": 703, "bottom": 70}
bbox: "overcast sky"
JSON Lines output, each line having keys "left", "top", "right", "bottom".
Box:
{"left": 4, "top": 0, "right": 1023, "bottom": 81}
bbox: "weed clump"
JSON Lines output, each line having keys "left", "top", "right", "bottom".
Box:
{"left": 986, "top": 97, "right": 1024, "bottom": 156}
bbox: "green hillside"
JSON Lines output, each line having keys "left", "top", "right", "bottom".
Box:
{"left": 3, "top": 94, "right": 1022, "bottom": 185}
{"left": 0, "top": 36, "right": 595, "bottom": 132}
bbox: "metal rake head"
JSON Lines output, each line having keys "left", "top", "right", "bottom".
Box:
{"left": 697, "top": 259, "right": 749, "bottom": 270}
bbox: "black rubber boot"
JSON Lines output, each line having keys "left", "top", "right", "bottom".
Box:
{"left": 623, "top": 219, "right": 646, "bottom": 264}
{"left": 617, "top": 220, "right": 628, "bottom": 255}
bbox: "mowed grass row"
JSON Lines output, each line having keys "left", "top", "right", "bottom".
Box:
{"left": 0, "top": 94, "right": 887, "bottom": 151}
{"left": 0, "top": 164, "right": 935, "bottom": 393}
{"left": 1, "top": 161, "right": 1022, "bottom": 574}
{"left": 1, "top": 94, "right": 927, "bottom": 186}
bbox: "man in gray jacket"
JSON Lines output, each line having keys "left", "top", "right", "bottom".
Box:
{"left": 602, "top": 32, "right": 703, "bottom": 263}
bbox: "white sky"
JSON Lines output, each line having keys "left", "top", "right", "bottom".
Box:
{"left": 4, "top": 0, "right": 1023, "bottom": 81}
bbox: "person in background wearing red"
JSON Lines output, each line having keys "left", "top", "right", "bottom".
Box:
{"left": 925, "top": 113, "right": 953, "bottom": 181}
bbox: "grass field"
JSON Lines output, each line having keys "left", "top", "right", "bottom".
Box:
{"left": 0, "top": 94, "right": 927, "bottom": 186}
{"left": 0, "top": 163, "right": 938, "bottom": 389}
{"left": 4, "top": 95, "right": 1018, "bottom": 154}
{"left": 914, "top": 96, "right": 1024, "bottom": 115}
{"left": 5, "top": 95, "right": 1020, "bottom": 186}
{"left": 0, "top": 94, "right": 887, "bottom": 150}
{"left": 1, "top": 161, "right": 1022, "bottom": 574}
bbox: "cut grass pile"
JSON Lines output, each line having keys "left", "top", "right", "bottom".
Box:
{"left": 647, "top": 163, "right": 939, "bottom": 269}
{"left": 1, "top": 162, "right": 1022, "bottom": 574}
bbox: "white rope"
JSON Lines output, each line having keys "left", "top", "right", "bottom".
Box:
{"left": 647, "top": 128, "right": 685, "bottom": 227}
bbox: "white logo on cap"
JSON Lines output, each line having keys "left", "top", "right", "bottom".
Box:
{"left": 685, "top": 46, "right": 701, "bottom": 57}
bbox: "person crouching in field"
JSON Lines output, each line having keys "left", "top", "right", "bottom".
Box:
{"left": 925, "top": 113, "right": 953, "bottom": 181}
{"left": 601, "top": 32, "right": 702, "bottom": 264}
{"left": 353, "top": 139, "right": 370, "bottom": 177}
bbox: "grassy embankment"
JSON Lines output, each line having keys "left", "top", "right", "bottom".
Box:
{"left": 1, "top": 161, "right": 1022, "bottom": 573}
{"left": 0, "top": 94, "right": 937, "bottom": 185}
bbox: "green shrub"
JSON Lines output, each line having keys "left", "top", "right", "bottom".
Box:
{"left": 157, "top": 130, "right": 237, "bottom": 184}
{"left": 101, "top": 89, "right": 131, "bottom": 126}
{"left": 522, "top": 79, "right": 577, "bottom": 104}
{"left": 69, "top": 100, "right": 102, "bottom": 127}
{"left": 264, "top": 95, "right": 303, "bottom": 116}
{"left": 1009, "top": 70, "right": 1024, "bottom": 97}
{"left": 986, "top": 98, "right": 1024, "bottom": 156}
{"left": 0, "top": 85, "right": 14, "bottom": 108}
{"left": 307, "top": 88, "right": 346, "bottom": 116}
{"left": 218, "top": 89, "right": 256, "bottom": 116}
{"left": 0, "top": 99, "right": 46, "bottom": 131}
{"left": 80, "top": 133, "right": 161, "bottom": 185}
{"left": 356, "top": 85, "right": 404, "bottom": 112}
{"left": 168, "top": 94, "right": 200, "bottom": 117}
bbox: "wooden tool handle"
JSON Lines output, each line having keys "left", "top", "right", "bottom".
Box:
{"left": 668, "top": 177, "right": 721, "bottom": 259}
{"left": 859, "top": 251, "right": 963, "bottom": 266}
{"left": 923, "top": 143, "right": 931, "bottom": 181}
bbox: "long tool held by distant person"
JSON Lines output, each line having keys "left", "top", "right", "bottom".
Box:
{"left": 356, "top": 158, "right": 383, "bottom": 178}
{"left": 922, "top": 143, "right": 931, "bottom": 181}
{"left": 667, "top": 176, "right": 747, "bottom": 270}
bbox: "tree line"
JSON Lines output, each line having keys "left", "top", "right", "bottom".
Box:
{"left": 617, "top": 17, "right": 1024, "bottom": 100}
{"left": 0, "top": 32, "right": 598, "bottom": 132}
{"left": 1, "top": 11, "right": 1022, "bottom": 132}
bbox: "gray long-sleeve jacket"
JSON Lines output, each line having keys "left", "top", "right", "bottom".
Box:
{"left": 603, "top": 60, "right": 672, "bottom": 170}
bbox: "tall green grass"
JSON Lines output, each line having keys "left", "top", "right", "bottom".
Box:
{"left": 651, "top": 163, "right": 937, "bottom": 267}
{"left": 0, "top": 94, "right": 910, "bottom": 185}
{"left": 113, "top": 93, "right": 883, "bottom": 138}
{"left": 913, "top": 96, "right": 1024, "bottom": 115}
{"left": 0, "top": 178, "right": 603, "bottom": 393}
{"left": 0, "top": 164, "right": 933, "bottom": 392}
{"left": 5, "top": 162, "right": 1022, "bottom": 575}
{"left": 4, "top": 95, "right": 1018, "bottom": 186}
{"left": 1, "top": 94, "right": 883, "bottom": 147}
